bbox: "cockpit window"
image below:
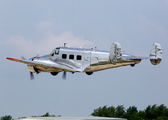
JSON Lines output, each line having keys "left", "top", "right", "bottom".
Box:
{"left": 55, "top": 49, "right": 59, "bottom": 54}
{"left": 51, "top": 53, "right": 54, "bottom": 56}
{"left": 49, "top": 48, "right": 60, "bottom": 56}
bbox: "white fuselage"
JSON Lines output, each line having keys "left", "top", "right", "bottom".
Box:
{"left": 28, "top": 47, "right": 141, "bottom": 73}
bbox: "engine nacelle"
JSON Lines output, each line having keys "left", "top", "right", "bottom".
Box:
{"left": 27, "top": 65, "right": 36, "bottom": 73}
{"left": 27, "top": 65, "right": 39, "bottom": 73}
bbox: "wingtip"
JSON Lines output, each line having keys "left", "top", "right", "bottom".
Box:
{"left": 6, "top": 57, "right": 22, "bottom": 62}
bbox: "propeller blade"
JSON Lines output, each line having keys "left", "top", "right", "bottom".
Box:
{"left": 62, "top": 71, "right": 66, "bottom": 80}
{"left": 30, "top": 72, "right": 34, "bottom": 80}
{"left": 35, "top": 54, "right": 39, "bottom": 58}
{"left": 21, "top": 56, "right": 26, "bottom": 60}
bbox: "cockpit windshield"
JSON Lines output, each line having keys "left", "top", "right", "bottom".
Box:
{"left": 50, "top": 48, "right": 60, "bottom": 56}
{"left": 55, "top": 49, "right": 59, "bottom": 54}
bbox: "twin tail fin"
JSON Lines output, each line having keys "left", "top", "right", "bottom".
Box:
{"left": 109, "top": 42, "right": 163, "bottom": 65}
{"left": 150, "top": 43, "right": 162, "bottom": 65}
{"left": 109, "top": 42, "right": 122, "bottom": 64}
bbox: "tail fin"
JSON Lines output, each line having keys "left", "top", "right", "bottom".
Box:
{"left": 109, "top": 42, "right": 122, "bottom": 64}
{"left": 150, "top": 43, "right": 162, "bottom": 65}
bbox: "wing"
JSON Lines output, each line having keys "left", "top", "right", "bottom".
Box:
{"left": 6, "top": 57, "right": 81, "bottom": 72}
{"left": 122, "top": 53, "right": 149, "bottom": 60}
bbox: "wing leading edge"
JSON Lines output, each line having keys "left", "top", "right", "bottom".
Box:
{"left": 122, "top": 54, "right": 149, "bottom": 60}
{"left": 6, "top": 57, "right": 82, "bottom": 73}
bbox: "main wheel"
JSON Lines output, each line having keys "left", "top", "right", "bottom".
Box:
{"left": 130, "top": 64, "right": 135, "bottom": 67}
{"left": 51, "top": 72, "right": 59, "bottom": 76}
{"left": 86, "top": 72, "right": 93, "bottom": 75}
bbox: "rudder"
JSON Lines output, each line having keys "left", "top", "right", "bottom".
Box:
{"left": 109, "top": 42, "right": 122, "bottom": 64}
{"left": 150, "top": 43, "right": 162, "bottom": 65}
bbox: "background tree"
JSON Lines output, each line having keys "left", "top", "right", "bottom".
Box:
{"left": 115, "top": 105, "right": 125, "bottom": 118}
{"left": 125, "top": 106, "right": 138, "bottom": 120}
{"left": 108, "top": 106, "right": 116, "bottom": 117}
{"left": 32, "top": 112, "right": 58, "bottom": 117}
{"left": 41, "top": 112, "right": 50, "bottom": 117}
{"left": 138, "top": 110, "right": 145, "bottom": 119}
{"left": 91, "top": 105, "right": 115, "bottom": 117}
{"left": 1, "top": 115, "right": 12, "bottom": 120}
{"left": 91, "top": 104, "right": 168, "bottom": 120}
{"left": 145, "top": 105, "right": 154, "bottom": 120}
{"left": 144, "top": 104, "right": 168, "bottom": 120}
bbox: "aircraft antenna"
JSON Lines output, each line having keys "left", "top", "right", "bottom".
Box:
{"left": 64, "top": 43, "right": 67, "bottom": 47}
{"left": 68, "top": 43, "right": 71, "bottom": 47}
{"left": 80, "top": 42, "right": 84, "bottom": 48}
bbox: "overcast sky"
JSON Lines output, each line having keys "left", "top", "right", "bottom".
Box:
{"left": 0, "top": 0, "right": 168, "bottom": 119}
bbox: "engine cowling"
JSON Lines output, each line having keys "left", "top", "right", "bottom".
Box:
{"left": 27, "top": 65, "right": 39, "bottom": 73}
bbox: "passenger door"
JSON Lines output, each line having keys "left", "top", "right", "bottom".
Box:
{"left": 83, "top": 51, "right": 91, "bottom": 71}
{"left": 90, "top": 51, "right": 99, "bottom": 70}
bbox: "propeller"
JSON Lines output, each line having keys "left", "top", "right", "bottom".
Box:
{"left": 21, "top": 56, "right": 26, "bottom": 60}
{"left": 30, "top": 72, "right": 34, "bottom": 80}
{"left": 62, "top": 71, "right": 66, "bottom": 80}
{"left": 21, "top": 55, "right": 35, "bottom": 80}
{"left": 35, "top": 54, "right": 39, "bottom": 58}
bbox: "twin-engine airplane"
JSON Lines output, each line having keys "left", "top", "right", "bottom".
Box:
{"left": 6, "top": 42, "right": 162, "bottom": 80}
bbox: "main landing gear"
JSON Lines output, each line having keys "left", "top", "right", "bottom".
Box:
{"left": 86, "top": 72, "right": 93, "bottom": 75}
{"left": 50, "top": 72, "right": 59, "bottom": 76}
{"left": 130, "top": 64, "right": 135, "bottom": 67}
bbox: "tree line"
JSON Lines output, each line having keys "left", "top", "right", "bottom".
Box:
{"left": 91, "top": 104, "right": 168, "bottom": 120}
{"left": 1, "top": 104, "right": 168, "bottom": 120}
{"left": 0, "top": 112, "right": 60, "bottom": 120}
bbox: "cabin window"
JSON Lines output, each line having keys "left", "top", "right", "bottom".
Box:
{"left": 76, "top": 55, "right": 82, "bottom": 60}
{"left": 62, "top": 54, "right": 67, "bottom": 59}
{"left": 69, "top": 55, "right": 74, "bottom": 59}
